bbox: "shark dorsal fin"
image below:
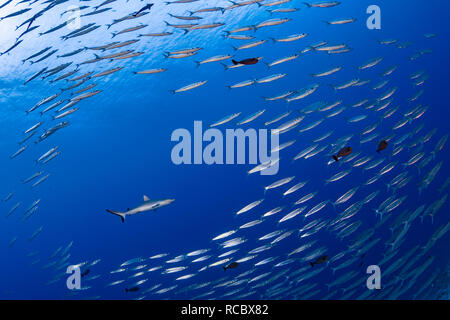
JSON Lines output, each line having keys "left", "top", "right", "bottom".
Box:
{"left": 143, "top": 195, "right": 150, "bottom": 202}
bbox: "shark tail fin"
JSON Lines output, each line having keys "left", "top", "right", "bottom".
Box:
{"left": 106, "top": 209, "right": 125, "bottom": 223}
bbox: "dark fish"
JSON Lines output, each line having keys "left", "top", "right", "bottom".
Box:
{"left": 24, "top": 67, "right": 48, "bottom": 85}
{"left": 61, "top": 23, "right": 95, "bottom": 39}
{"left": 106, "top": 12, "right": 149, "bottom": 29}
{"left": 309, "top": 255, "right": 328, "bottom": 267}
{"left": 61, "top": 5, "right": 89, "bottom": 17}
{"left": 15, "top": 12, "right": 42, "bottom": 31}
{"left": 63, "top": 25, "right": 100, "bottom": 40}
{"left": 61, "top": 78, "right": 89, "bottom": 92}
{"left": 30, "top": 49, "right": 58, "bottom": 64}
{"left": 0, "top": 40, "right": 23, "bottom": 56}
{"left": 50, "top": 69, "right": 79, "bottom": 83}
{"left": 81, "top": 269, "right": 90, "bottom": 277}
{"left": 0, "top": 8, "right": 32, "bottom": 21}
{"left": 332, "top": 147, "right": 352, "bottom": 162}
{"left": 377, "top": 140, "right": 388, "bottom": 153}
{"left": 81, "top": 7, "right": 113, "bottom": 17}
{"left": 39, "top": 18, "right": 75, "bottom": 36}
{"left": 223, "top": 262, "right": 239, "bottom": 271}
{"left": 36, "top": 122, "right": 70, "bottom": 144}
{"left": 22, "top": 47, "right": 52, "bottom": 64}
{"left": 0, "top": 0, "right": 13, "bottom": 10}
{"left": 133, "top": 3, "right": 154, "bottom": 17}
{"left": 232, "top": 58, "right": 260, "bottom": 65}
{"left": 125, "top": 286, "right": 139, "bottom": 292}
{"left": 43, "top": 63, "right": 73, "bottom": 79}
{"left": 17, "top": 25, "right": 40, "bottom": 41}
{"left": 57, "top": 48, "right": 85, "bottom": 58}
{"left": 19, "top": 131, "right": 36, "bottom": 144}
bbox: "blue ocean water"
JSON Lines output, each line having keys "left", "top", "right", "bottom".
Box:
{"left": 0, "top": 0, "right": 449, "bottom": 299}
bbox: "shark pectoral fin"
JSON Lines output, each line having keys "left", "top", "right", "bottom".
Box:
{"left": 106, "top": 209, "right": 126, "bottom": 223}
{"left": 143, "top": 195, "right": 150, "bottom": 201}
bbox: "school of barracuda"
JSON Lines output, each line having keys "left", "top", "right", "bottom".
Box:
{"left": 1, "top": 0, "right": 449, "bottom": 300}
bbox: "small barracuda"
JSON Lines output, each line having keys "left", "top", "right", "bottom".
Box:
{"left": 210, "top": 113, "right": 241, "bottom": 127}
{"left": 171, "top": 80, "right": 207, "bottom": 93}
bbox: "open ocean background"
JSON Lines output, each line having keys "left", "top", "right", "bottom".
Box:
{"left": 0, "top": 0, "right": 449, "bottom": 299}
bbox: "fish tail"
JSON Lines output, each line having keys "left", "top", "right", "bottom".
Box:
{"left": 194, "top": 61, "right": 201, "bottom": 68}
{"left": 106, "top": 209, "right": 125, "bottom": 223}
{"left": 220, "top": 63, "right": 228, "bottom": 71}
{"left": 332, "top": 155, "right": 339, "bottom": 162}
{"left": 182, "top": 29, "right": 189, "bottom": 35}
{"left": 310, "top": 262, "right": 314, "bottom": 267}
{"left": 231, "top": 59, "right": 238, "bottom": 65}
{"left": 223, "top": 266, "right": 226, "bottom": 271}
{"left": 303, "top": 2, "right": 312, "bottom": 8}
{"left": 111, "top": 32, "right": 116, "bottom": 38}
